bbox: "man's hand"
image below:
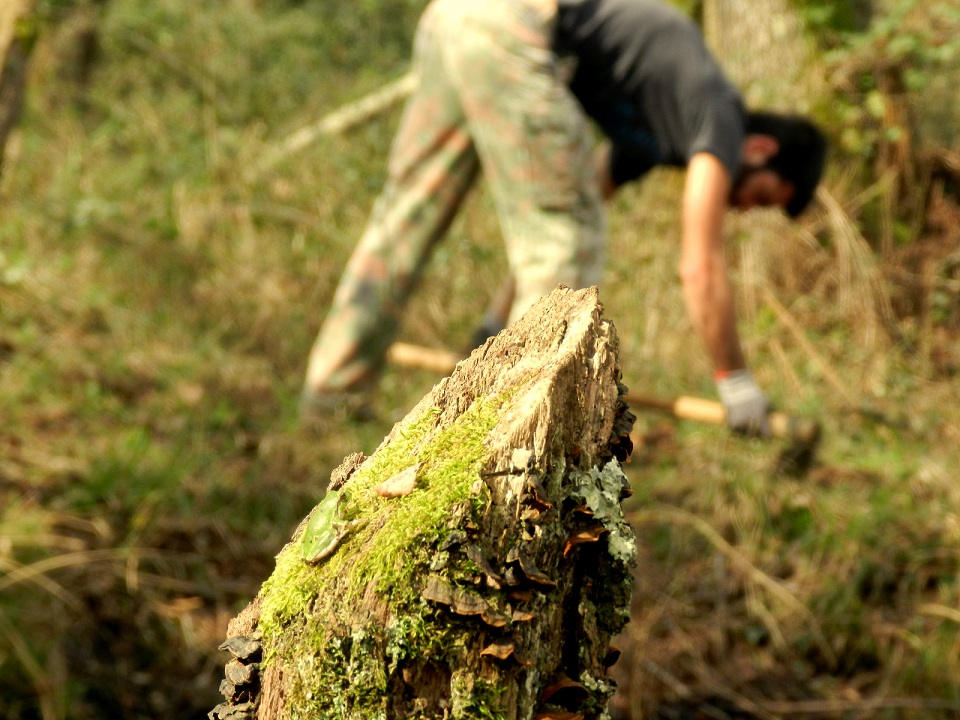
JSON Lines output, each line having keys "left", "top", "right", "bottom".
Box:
{"left": 715, "top": 369, "right": 770, "bottom": 437}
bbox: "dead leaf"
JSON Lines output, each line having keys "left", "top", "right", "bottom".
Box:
{"left": 374, "top": 463, "right": 420, "bottom": 497}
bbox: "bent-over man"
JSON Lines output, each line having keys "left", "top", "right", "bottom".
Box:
{"left": 302, "top": 0, "right": 827, "bottom": 436}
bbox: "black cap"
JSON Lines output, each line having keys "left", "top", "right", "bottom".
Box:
{"left": 746, "top": 112, "right": 828, "bottom": 218}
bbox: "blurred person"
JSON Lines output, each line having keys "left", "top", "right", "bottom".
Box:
{"left": 301, "top": 0, "right": 827, "bottom": 435}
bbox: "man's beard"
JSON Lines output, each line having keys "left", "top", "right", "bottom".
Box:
{"left": 729, "top": 163, "right": 764, "bottom": 205}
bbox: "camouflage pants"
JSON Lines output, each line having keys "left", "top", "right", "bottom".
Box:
{"left": 305, "top": 0, "right": 605, "bottom": 394}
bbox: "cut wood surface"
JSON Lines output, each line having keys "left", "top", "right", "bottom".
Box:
{"left": 211, "top": 286, "right": 637, "bottom": 720}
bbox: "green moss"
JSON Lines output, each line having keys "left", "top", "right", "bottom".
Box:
{"left": 339, "top": 397, "right": 502, "bottom": 595}
{"left": 254, "top": 389, "right": 517, "bottom": 718}
{"left": 450, "top": 675, "right": 508, "bottom": 720}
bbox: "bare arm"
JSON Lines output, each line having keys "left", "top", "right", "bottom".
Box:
{"left": 678, "top": 152, "right": 745, "bottom": 373}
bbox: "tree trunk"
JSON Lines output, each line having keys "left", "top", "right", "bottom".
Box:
{"left": 701, "top": 0, "right": 815, "bottom": 108}
{"left": 0, "top": 0, "right": 32, "bottom": 179}
{"left": 211, "top": 286, "right": 637, "bottom": 720}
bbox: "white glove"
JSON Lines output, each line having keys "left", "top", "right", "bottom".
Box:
{"left": 715, "top": 369, "right": 770, "bottom": 437}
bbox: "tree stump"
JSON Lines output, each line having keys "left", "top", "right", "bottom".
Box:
{"left": 211, "top": 286, "right": 637, "bottom": 720}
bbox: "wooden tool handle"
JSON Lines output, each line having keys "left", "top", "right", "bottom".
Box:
{"left": 385, "top": 342, "right": 821, "bottom": 445}
{"left": 625, "top": 392, "right": 821, "bottom": 444}
{"left": 387, "top": 342, "right": 463, "bottom": 375}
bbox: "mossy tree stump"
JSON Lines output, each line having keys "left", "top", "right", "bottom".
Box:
{"left": 212, "top": 286, "right": 637, "bottom": 720}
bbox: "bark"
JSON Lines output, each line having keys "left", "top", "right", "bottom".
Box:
{"left": 211, "top": 286, "right": 637, "bottom": 720}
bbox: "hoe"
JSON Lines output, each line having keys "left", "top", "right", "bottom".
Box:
{"left": 386, "top": 341, "right": 822, "bottom": 475}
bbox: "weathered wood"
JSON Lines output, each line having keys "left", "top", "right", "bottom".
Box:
{"left": 212, "top": 285, "right": 637, "bottom": 720}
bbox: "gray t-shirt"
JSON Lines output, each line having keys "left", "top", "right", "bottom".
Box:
{"left": 553, "top": 0, "right": 745, "bottom": 186}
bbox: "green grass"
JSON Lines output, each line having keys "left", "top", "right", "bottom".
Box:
{"left": 2, "top": 1, "right": 960, "bottom": 719}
